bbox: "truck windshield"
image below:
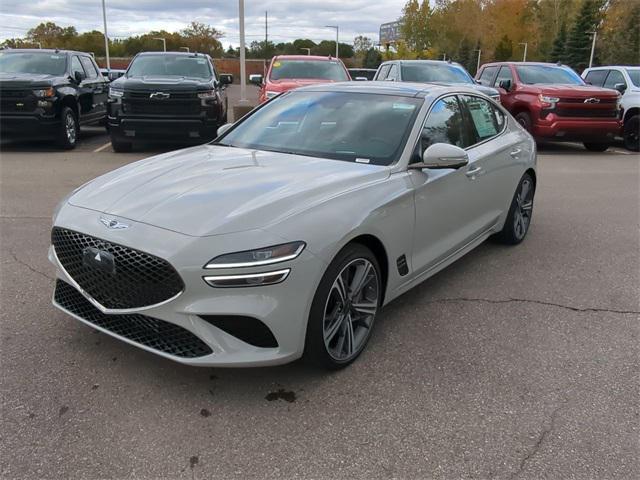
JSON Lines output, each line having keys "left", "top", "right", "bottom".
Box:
{"left": 515, "top": 65, "right": 584, "bottom": 85}
{"left": 626, "top": 69, "right": 640, "bottom": 87}
{"left": 216, "top": 91, "right": 421, "bottom": 166}
{"left": 401, "top": 64, "right": 474, "bottom": 83}
{"left": 0, "top": 52, "right": 67, "bottom": 75}
{"left": 127, "top": 55, "right": 212, "bottom": 79}
{"left": 270, "top": 60, "right": 349, "bottom": 81}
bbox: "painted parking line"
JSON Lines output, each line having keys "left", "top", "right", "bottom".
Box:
{"left": 93, "top": 141, "right": 112, "bottom": 153}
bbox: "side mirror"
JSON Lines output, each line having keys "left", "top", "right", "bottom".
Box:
{"left": 499, "top": 79, "right": 512, "bottom": 91}
{"left": 249, "top": 74, "right": 263, "bottom": 85}
{"left": 216, "top": 123, "right": 234, "bottom": 137}
{"left": 408, "top": 143, "right": 469, "bottom": 170}
{"left": 219, "top": 73, "right": 233, "bottom": 85}
{"left": 354, "top": 76, "right": 368, "bottom": 81}
{"left": 614, "top": 83, "right": 627, "bottom": 94}
{"left": 74, "top": 71, "right": 85, "bottom": 84}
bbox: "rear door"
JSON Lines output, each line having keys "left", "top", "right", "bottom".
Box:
{"left": 79, "top": 55, "right": 108, "bottom": 123}
{"left": 584, "top": 69, "right": 608, "bottom": 87}
{"left": 375, "top": 64, "right": 391, "bottom": 81}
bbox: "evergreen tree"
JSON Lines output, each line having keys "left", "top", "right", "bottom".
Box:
{"left": 494, "top": 35, "right": 513, "bottom": 61}
{"left": 363, "top": 48, "right": 383, "bottom": 69}
{"left": 549, "top": 22, "right": 567, "bottom": 63}
{"left": 565, "top": 0, "right": 604, "bottom": 70}
{"left": 456, "top": 38, "right": 473, "bottom": 74}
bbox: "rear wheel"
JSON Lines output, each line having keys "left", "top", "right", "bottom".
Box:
{"left": 583, "top": 142, "right": 609, "bottom": 152}
{"left": 304, "top": 244, "right": 381, "bottom": 370}
{"left": 111, "top": 137, "right": 132, "bottom": 153}
{"left": 57, "top": 106, "right": 78, "bottom": 150}
{"left": 495, "top": 173, "right": 535, "bottom": 245}
{"left": 515, "top": 112, "right": 532, "bottom": 133}
{"left": 623, "top": 115, "right": 639, "bottom": 152}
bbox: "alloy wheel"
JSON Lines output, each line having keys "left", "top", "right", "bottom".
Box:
{"left": 513, "top": 178, "right": 533, "bottom": 240}
{"left": 65, "top": 112, "right": 77, "bottom": 144}
{"left": 323, "top": 258, "right": 379, "bottom": 362}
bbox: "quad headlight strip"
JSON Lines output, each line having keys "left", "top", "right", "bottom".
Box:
{"left": 203, "top": 269, "right": 290, "bottom": 288}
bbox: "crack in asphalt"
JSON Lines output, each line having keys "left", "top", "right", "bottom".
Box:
{"left": 8, "top": 250, "right": 54, "bottom": 281}
{"left": 508, "top": 405, "right": 564, "bottom": 480}
{"left": 423, "top": 297, "right": 639, "bottom": 315}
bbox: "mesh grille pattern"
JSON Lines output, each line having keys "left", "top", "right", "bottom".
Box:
{"left": 55, "top": 280, "right": 212, "bottom": 358}
{"left": 51, "top": 227, "right": 184, "bottom": 310}
{"left": 555, "top": 108, "right": 618, "bottom": 118}
{"left": 123, "top": 100, "right": 201, "bottom": 116}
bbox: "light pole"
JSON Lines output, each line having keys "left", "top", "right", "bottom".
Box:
{"left": 588, "top": 31, "right": 597, "bottom": 68}
{"left": 154, "top": 37, "right": 166, "bottom": 52}
{"left": 180, "top": 46, "right": 189, "bottom": 52}
{"left": 101, "top": 0, "right": 111, "bottom": 72}
{"left": 36, "top": 42, "right": 42, "bottom": 49}
{"left": 239, "top": 0, "right": 247, "bottom": 104}
{"left": 300, "top": 48, "right": 311, "bottom": 55}
{"left": 474, "top": 49, "right": 481, "bottom": 74}
{"left": 442, "top": 53, "right": 446, "bottom": 61}
{"left": 325, "top": 25, "right": 339, "bottom": 59}
{"left": 519, "top": 42, "right": 528, "bottom": 61}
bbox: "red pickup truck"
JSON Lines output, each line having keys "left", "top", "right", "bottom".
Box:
{"left": 476, "top": 62, "right": 622, "bottom": 151}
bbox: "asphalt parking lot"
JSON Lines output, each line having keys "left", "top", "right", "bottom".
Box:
{"left": 1, "top": 93, "right": 638, "bottom": 478}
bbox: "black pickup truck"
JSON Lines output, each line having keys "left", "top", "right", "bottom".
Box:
{"left": 0, "top": 49, "right": 108, "bottom": 149}
{"left": 107, "top": 52, "right": 232, "bottom": 152}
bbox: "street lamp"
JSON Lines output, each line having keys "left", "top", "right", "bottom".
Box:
{"left": 180, "top": 46, "right": 190, "bottom": 52}
{"left": 101, "top": 0, "right": 110, "bottom": 72}
{"left": 519, "top": 42, "right": 528, "bottom": 62}
{"left": 300, "top": 48, "right": 311, "bottom": 55}
{"left": 239, "top": 0, "right": 248, "bottom": 104}
{"left": 153, "top": 37, "right": 166, "bottom": 52}
{"left": 324, "top": 25, "right": 339, "bottom": 59}
{"left": 588, "top": 31, "right": 597, "bottom": 68}
{"left": 474, "top": 49, "right": 481, "bottom": 74}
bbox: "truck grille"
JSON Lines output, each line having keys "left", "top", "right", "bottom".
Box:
{"left": 54, "top": 280, "right": 212, "bottom": 358}
{"left": 123, "top": 100, "right": 201, "bottom": 116}
{"left": 0, "top": 89, "right": 36, "bottom": 113}
{"left": 51, "top": 227, "right": 184, "bottom": 310}
{"left": 554, "top": 108, "right": 618, "bottom": 118}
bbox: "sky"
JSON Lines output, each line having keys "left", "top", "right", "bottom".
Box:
{"left": 0, "top": 0, "right": 407, "bottom": 46}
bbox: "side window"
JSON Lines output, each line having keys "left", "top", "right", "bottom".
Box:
{"left": 478, "top": 66, "right": 498, "bottom": 86}
{"left": 79, "top": 56, "right": 98, "bottom": 79}
{"left": 71, "top": 56, "right": 84, "bottom": 78}
{"left": 461, "top": 95, "right": 505, "bottom": 145}
{"left": 603, "top": 70, "right": 625, "bottom": 89}
{"left": 420, "top": 96, "right": 473, "bottom": 151}
{"left": 494, "top": 66, "right": 513, "bottom": 88}
{"left": 387, "top": 64, "right": 399, "bottom": 81}
{"left": 376, "top": 64, "right": 391, "bottom": 80}
{"left": 584, "top": 70, "right": 608, "bottom": 87}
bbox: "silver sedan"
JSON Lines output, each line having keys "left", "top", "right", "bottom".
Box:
{"left": 50, "top": 82, "right": 536, "bottom": 369}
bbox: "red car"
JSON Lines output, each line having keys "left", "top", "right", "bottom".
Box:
{"left": 250, "top": 55, "right": 351, "bottom": 103}
{"left": 476, "top": 62, "right": 622, "bottom": 151}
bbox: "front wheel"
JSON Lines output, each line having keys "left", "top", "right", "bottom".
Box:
{"left": 57, "top": 106, "right": 78, "bottom": 150}
{"left": 515, "top": 112, "right": 532, "bottom": 133}
{"left": 495, "top": 173, "right": 535, "bottom": 245}
{"left": 110, "top": 137, "right": 132, "bottom": 153}
{"left": 583, "top": 142, "right": 609, "bottom": 152}
{"left": 623, "top": 115, "right": 639, "bottom": 152}
{"left": 304, "top": 244, "right": 381, "bottom": 370}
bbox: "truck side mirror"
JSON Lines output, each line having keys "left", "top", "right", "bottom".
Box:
{"left": 499, "top": 79, "right": 512, "bottom": 91}
{"left": 614, "top": 83, "right": 627, "bottom": 94}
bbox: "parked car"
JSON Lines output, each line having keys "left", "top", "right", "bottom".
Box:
{"left": 99, "top": 68, "right": 126, "bottom": 82}
{"left": 374, "top": 60, "right": 501, "bottom": 102}
{"left": 477, "top": 62, "right": 622, "bottom": 152}
{"left": 50, "top": 82, "right": 536, "bottom": 369}
{"left": 582, "top": 66, "right": 639, "bottom": 151}
{"left": 0, "top": 48, "right": 108, "bottom": 149}
{"left": 249, "top": 55, "right": 351, "bottom": 103}
{"left": 107, "top": 51, "right": 232, "bottom": 152}
{"left": 348, "top": 68, "right": 377, "bottom": 81}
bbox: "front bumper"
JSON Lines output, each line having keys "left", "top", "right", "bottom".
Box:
{"left": 532, "top": 115, "right": 622, "bottom": 142}
{"left": 50, "top": 204, "right": 326, "bottom": 367}
{"left": 108, "top": 115, "right": 220, "bottom": 143}
{"left": 0, "top": 113, "right": 59, "bottom": 138}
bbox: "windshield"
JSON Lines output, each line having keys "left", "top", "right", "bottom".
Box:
{"left": 127, "top": 55, "right": 212, "bottom": 78}
{"left": 0, "top": 52, "right": 67, "bottom": 75}
{"left": 270, "top": 60, "right": 349, "bottom": 81}
{"left": 401, "top": 64, "right": 474, "bottom": 84}
{"left": 216, "top": 91, "right": 421, "bottom": 165}
{"left": 626, "top": 69, "right": 640, "bottom": 87}
{"left": 515, "top": 65, "right": 584, "bottom": 85}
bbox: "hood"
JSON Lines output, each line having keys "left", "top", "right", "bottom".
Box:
{"left": 113, "top": 75, "right": 213, "bottom": 92}
{"left": 524, "top": 84, "right": 620, "bottom": 99}
{"left": 68, "top": 145, "right": 388, "bottom": 237}
{"left": 0, "top": 72, "right": 60, "bottom": 89}
{"left": 267, "top": 78, "right": 337, "bottom": 91}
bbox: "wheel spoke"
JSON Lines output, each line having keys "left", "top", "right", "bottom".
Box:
{"left": 324, "top": 312, "right": 344, "bottom": 344}
{"left": 521, "top": 201, "right": 533, "bottom": 212}
{"left": 520, "top": 180, "right": 531, "bottom": 201}
{"left": 344, "top": 314, "right": 355, "bottom": 357}
{"left": 334, "top": 273, "right": 347, "bottom": 303}
{"left": 349, "top": 261, "right": 372, "bottom": 298}
{"left": 352, "top": 300, "right": 377, "bottom": 317}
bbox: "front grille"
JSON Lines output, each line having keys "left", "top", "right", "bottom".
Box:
{"left": 51, "top": 227, "right": 184, "bottom": 310}
{"left": 554, "top": 107, "right": 618, "bottom": 118}
{"left": 0, "top": 90, "right": 36, "bottom": 113}
{"left": 123, "top": 100, "right": 200, "bottom": 116}
{"left": 559, "top": 97, "right": 617, "bottom": 104}
{"left": 55, "top": 280, "right": 212, "bottom": 358}
{"left": 127, "top": 91, "right": 198, "bottom": 100}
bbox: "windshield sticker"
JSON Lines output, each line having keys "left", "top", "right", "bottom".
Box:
{"left": 355, "top": 158, "right": 371, "bottom": 164}
{"left": 393, "top": 103, "right": 416, "bottom": 111}
{"left": 273, "top": 61, "right": 281, "bottom": 68}
{"left": 196, "top": 59, "right": 206, "bottom": 64}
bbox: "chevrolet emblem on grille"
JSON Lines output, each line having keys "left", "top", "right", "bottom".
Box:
{"left": 82, "top": 247, "right": 116, "bottom": 275}
{"left": 584, "top": 97, "right": 600, "bottom": 104}
{"left": 149, "top": 92, "right": 170, "bottom": 100}
{"left": 100, "top": 216, "right": 129, "bottom": 230}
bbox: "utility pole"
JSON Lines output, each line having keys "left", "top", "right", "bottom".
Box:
{"left": 442, "top": 53, "right": 446, "bottom": 61}
{"left": 154, "top": 37, "right": 166, "bottom": 51}
{"left": 101, "top": 0, "right": 111, "bottom": 72}
{"left": 264, "top": 11, "right": 268, "bottom": 59}
{"left": 474, "top": 49, "right": 481, "bottom": 74}
{"left": 180, "top": 47, "right": 189, "bottom": 52}
{"left": 300, "top": 48, "right": 311, "bottom": 55}
{"left": 519, "top": 42, "right": 528, "bottom": 61}
{"left": 325, "top": 25, "right": 339, "bottom": 58}
{"left": 239, "top": 0, "right": 247, "bottom": 104}
{"left": 588, "top": 31, "right": 597, "bottom": 68}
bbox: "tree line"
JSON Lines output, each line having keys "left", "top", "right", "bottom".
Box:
{"left": 399, "top": 0, "right": 639, "bottom": 74}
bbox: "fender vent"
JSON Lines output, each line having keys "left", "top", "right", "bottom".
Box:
{"left": 396, "top": 255, "right": 409, "bottom": 276}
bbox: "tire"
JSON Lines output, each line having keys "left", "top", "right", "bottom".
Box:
{"left": 57, "top": 106, "right": 78, "bottom": 150}
{"left": 623, "top": 115, "right": 639, "bottom": 152}
{"left": 583, "top": 142, "right": 609, "bottom": 152}
{"left": 495, "top": 172, "right": 535, "bottom": 245}
{"left": 111, "top": 137, "right": 132, "bottom": 153}
{"left": 304, "top": 243, "right": 382, "bottom": 370}
{"left": 515, "top": 112, "right": 532, "bottom": 133}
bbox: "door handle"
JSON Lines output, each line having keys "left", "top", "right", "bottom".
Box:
{"left": 465, "top": 166, "right": 482, "bottom": 178}
{"left": 510, "top": 148, "right": 522, "bottom": 157}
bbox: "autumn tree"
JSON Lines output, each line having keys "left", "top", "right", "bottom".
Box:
{"left": 401, "top": 0, "right": 431, "bottom": 52}
{"left": 181, "top": 22, "right": 223, "bottom": 56}
{"left": 353, "top": 36, "right": 374, "bottom": 55}
{"left": 494, "top": 35, "right": 513, "bottom": 61}
{"left": 598, "top": 0, "right": 640, "bottom": 65}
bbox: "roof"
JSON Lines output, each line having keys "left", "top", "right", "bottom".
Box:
{"left": 584, "top": 65, "right": 640, "bottom": 70}
{"left": 1, "top": 48, "right": 90, "bottom": 56}
{"left": 136, "top": 51, "right": 208, "bottom": 57}
{"left": 384, "top": 59, "right": 463, "bottom": 67}
{"left": 293, "top": 80, "right": 461, "bottom": 97}
{"left": 273, "top": 55, "right": 338, "bottom": 61}
{"left": 483, "top": 61, "right": 567, "bottom": 67}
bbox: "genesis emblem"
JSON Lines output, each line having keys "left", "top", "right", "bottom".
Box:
{"left": 583, "top": 97, "right": 600, "bottom": 104}
{"left": 100, "top": 217, "right": 129, "bottom": 230}
{"left": 149, "top": 92, "right": 170, "bottom": 100}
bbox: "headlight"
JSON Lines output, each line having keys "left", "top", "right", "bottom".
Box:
{"left": 108, "top": 87, "right": 124, "bottom": 98}
{"left": 33, "top": 87, "right": 54, "bottom": 98}
{"left": 203, "top": 269, "right": 290, "bottom": 288}
{"left": 204, "top": 241, "right": 306, "bottom": 269}
{"left": 538, "top": 94, "right": 559, "bottom": 108}
{"left": 197, "top": 90, "right": 217, "bottom": 99}
{"left": 491, "top": 94, "right": 501, "bottom": 103}
{"left": 265, "top": 90, "right": 279, "bottom": 99}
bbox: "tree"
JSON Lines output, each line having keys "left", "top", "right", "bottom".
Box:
{"left": 494, "top": 35, "right": 513, "bottom": 61}
{"left": 549, "top": 22, "right": 567, "bottom": 63}
{"left": 401, "top": 0, "right": 431, "bottom": 52}
{"left": 456, "top": 38, "right": 473, "bottom": 73}
{"left": 181, "top": 22, "right": 223, "bottom": 57}
{"left": 353, "top": 36, "right": 373, "bottom": 56}
{"left": 363, "top": 48, "right": 382, "bottom": 69}
{"left": 565, "top": 0, "right": 605, "bottom": 70}
{"left": 598, "top": 0, "right": 640, "bottom": 65}
{"left": 27, "top": 22, "right": 77, "bottom": 49}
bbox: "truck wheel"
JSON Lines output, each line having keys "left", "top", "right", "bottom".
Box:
{"left": 111, "top": 137, "right": 132, "bottom": 153}
{"left": 623, "top": 115, "right": 639, "bottom": 152}
{"left": 583, "top": 143, "right": 609, "bottom": 152}
{"left": 57, "top": 106, "right": 78, "bottom": 150}
{"left": 515, "top": 112, "right": 532, "bottom": 133}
